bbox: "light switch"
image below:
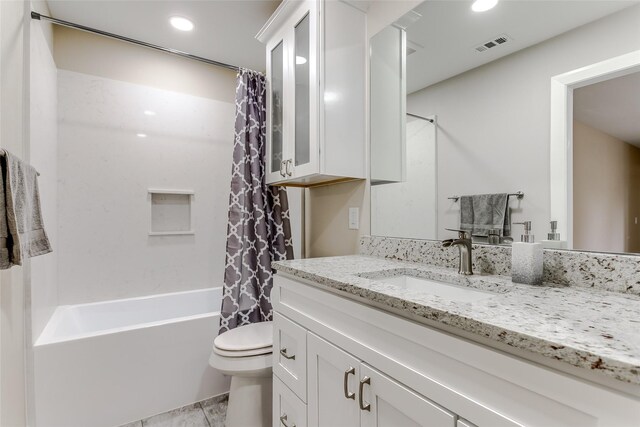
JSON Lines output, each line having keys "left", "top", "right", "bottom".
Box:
{"left": 349, "top": 207, "right": 359, "bottom": 230}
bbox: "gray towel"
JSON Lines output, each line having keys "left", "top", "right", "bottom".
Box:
{"left": 0, "top": 150, "right": 52, "bottom": 269}
{"left": 460, "top": 193, "right": 511, "bottom": 237}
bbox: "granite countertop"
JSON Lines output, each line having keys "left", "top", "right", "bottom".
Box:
{"left": 273, "top": 255, "right": 640, "bottom": 386}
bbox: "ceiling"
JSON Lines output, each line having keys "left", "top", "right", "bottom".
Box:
{"left": 46, "top": 0, "right": 281, "bottom": 72}
{"left": 404, "top": 1, "right": 639, "bottom": 93}
{"left": 574, "top": 71, "right": 640, "bottom": 147}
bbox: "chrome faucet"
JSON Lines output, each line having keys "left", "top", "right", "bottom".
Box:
{"left": 442, "top": 229, "right": 473, "bottom": 275}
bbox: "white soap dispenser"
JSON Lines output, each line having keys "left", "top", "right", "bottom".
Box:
{"left": 541, "top": 220, "right": 567, "bottom": 249}
{"left": 511, "top": 221, "right": 543, "bottom": 285}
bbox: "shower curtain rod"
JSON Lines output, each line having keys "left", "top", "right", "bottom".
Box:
{"left": 31, "top": 11, "right": 242, "bottom": 72}
{"left": 406, "top": 112, "right": 434, "bottom": 123}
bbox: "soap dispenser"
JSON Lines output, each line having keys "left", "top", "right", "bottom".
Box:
{"left": 511, "top": 221, "right": 543, "bottom": 285}
{"left": 541, "top": 220, "right": 567, "bottom": 249}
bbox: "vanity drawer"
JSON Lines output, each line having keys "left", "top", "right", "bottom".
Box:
{"left": 274, "top": 312, "right": 307, "bottom": 402}
{"left": 274, "top": 376, "right": 307, "bottom": 427}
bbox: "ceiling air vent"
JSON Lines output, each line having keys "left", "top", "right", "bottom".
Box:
{"left": 475, "top": 34, "right": 512, "bottom": 53}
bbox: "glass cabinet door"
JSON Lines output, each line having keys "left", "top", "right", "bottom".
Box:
{"left": 294, "top": 13, "right": 311, "bottom": 169}
{"left": 269, "top": 40, "right": 285, "bottom": 179}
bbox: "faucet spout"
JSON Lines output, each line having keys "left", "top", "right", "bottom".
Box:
{"left": 442, "top": 229, "right": 474, "bottom": 275}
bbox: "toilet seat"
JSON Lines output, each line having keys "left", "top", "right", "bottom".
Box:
{"left": 213, "top": 345, "right": 272, "bottom": 357}
{"left": 210, "top": 321, "right": 274, "bottom": 377}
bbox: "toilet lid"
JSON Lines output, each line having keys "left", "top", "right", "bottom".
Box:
{"left": 214, "top": 321, "right": 273, "bottom": 352}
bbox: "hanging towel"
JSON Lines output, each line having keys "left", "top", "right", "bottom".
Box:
{"left": 0, "top": 150, "right": 51, "bottom": 269}
{"left": 459, "top": 193, "right": 511, "bottom": 237}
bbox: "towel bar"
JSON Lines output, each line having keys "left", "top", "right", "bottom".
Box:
{"left": 448, "top": 191, "right": 524, "bottom": 202}
{"left": 0, "top": 149, "right": 41, "bottom": 176}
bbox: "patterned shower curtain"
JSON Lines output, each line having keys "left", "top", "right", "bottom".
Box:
{"left": 219, "top": 69, "right": 294, "bottom": 333}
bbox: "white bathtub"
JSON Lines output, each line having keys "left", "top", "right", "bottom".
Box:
{"left": 33, "top": 288, "right": 230, "bottom": 427}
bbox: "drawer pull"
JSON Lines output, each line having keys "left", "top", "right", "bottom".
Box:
{"left": 280, "top": 414, "right": 296, "bottom": 427}
{"left": 359, "top": 376, "right": 371, "bottom": 411}
{"left": 279, "top": 160, "right": 286, "bottom": 177}
{"left": 286, "top": 159, "right": 293, "bottom": 176}
{"left": 279, "top": 348, "right": 296, "bottom": 360}
{"left": 343, "top": 366, "right": 355, "bottom": 400}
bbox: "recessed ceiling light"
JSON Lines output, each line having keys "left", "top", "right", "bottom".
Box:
{"left": 170, "top": 16, "right": 194, "bottom": 32}
{"left": 296, "top": 56, "right": 307, "bottom": 65}
{"left": 136, "top": 133, "right": 148, "bottom": 138}
{"left": 144, "top": 110, "right": 156, "bottom": 116}
{"left": 471, "top": 0, "right": 498, "bottom": 12}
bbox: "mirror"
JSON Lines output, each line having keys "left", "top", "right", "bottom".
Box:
{"left": 572, "top": 71, "right": 640, "bottom": 253}
{"left": 370, "top": 0, "right": 640, "bottom": 254}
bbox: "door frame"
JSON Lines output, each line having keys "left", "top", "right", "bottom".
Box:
{"left": 549, "top": 49, "right": 640, "bottom": 248}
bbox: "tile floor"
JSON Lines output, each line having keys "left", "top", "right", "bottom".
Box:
{"left": 120, "top": 394, "right": 228, "bottom": 427}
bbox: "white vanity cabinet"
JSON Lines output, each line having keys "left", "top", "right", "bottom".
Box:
{"left": 272, "top": 273, "right": 640, "bottom": 427}
{"left": 257, "top": 0, "right": 366, "bottom": 187}
{"left": 307, "top": 333, "right": 457, "bottom": 427}
{"left": 274, "top": 376, "right": 307, "bottom": 427}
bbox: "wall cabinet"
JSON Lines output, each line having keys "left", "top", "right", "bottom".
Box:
{"left": 370, "top": 24, "right": 406, "bottom": 184}
{"left": 257, "top": 0, "right": 366, "bottom": 187}
{"left": 272, "top": 273, "right": 640, "bottom": 427}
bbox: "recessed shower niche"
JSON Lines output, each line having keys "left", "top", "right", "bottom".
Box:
{"left": 148, "top": 189, "right": 194, "bottom": 236}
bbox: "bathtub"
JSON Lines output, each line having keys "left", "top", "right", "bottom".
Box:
{"left": 33, "top": 287, "right": 230, "bottom": 427}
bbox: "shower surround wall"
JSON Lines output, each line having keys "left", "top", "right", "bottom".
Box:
{"left": 57, "top": 70, "right": 236, "bottom": 304}
{"left": 30, "top": 9, "right": 58, "bottom": 344}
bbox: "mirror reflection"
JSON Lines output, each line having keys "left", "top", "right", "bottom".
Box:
{"left": 370, "top": 0, "right": 640, "bottom": 254}
{"left": 573, "top": 71, "right": 640, "bottom": 253}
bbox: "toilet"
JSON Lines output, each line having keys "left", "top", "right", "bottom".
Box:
{"left": 209, "top": 321, "right": 273, "bottom": 427}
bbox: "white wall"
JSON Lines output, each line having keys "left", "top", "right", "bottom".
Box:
{"left": 28, "top": 2, "right": 57, "bottom": 425}
{"left": 57, "top": 70, "right": 236, "bottom": 304}
{"left": 372, "top": 116, "right": 437, "bottom": 239}
{"left": 1, "top": 1, "right": 29, "bottom": 425}
{"left": 54, "top": 27, "right": 301, "bottom": 304}
{"left": 406, "top": 5, "right": 640, "bottom": 241}
{"left": 573, "top": 120, "right": 640, "bottom": 253}
{"left": 53, "top": 26, "right": 235, "bottom": 103}
{"left": 53, "top": 26, "right": 301, "bottom": 304}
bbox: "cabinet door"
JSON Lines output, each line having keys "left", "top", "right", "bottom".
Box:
{"left": 360, "top": 364, "right": 456, "bottom": 427}
{"left": 274, "top": 376, "right": 308, "bottom": 427}
{"left": 288, "top": 1, "right": 318, "bottom": 179}
{"left": 308, "top": 333, "right": 360, "bottom": 427}
{"left": 266, "top": 32, "right": 288, "bottom": 184}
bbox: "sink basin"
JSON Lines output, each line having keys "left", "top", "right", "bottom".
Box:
{"left": 378, "top": 275, "right": 494, "bottom": 303}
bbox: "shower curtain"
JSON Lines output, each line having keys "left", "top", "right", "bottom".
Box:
{"left": 219, "top": 69, "right": 294, "bottom": 333}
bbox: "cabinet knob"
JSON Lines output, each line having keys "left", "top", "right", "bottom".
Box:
{"left": 286, "top": 159, "right": 293, "bottom": 176}
{"left": 358, "top": 376, "right": 371, "bottom": 411}
{"left": 279, "top": 160, "right": 286, "bottom": 177}
{"left": 343, "top": 366, "right": 356, "bottom": 400}
{"left": 280, "top": 414, "right": 296, "bottom": 427}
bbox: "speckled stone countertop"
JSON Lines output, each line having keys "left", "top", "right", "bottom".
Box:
{"left": 272, "top": 255, "right": 640, "bottom": 386}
